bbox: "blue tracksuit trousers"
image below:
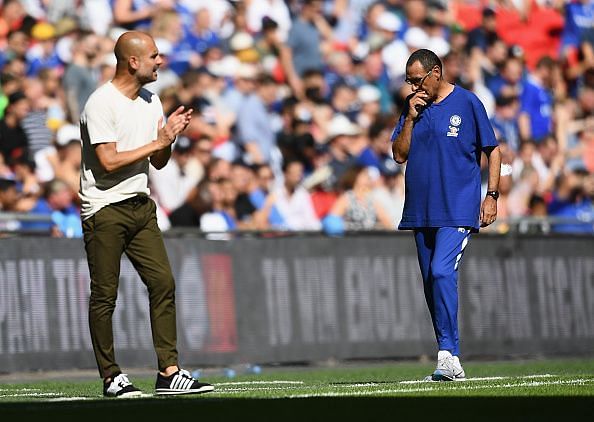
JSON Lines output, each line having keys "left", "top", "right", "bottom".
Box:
{"left": 414, "top": 227, "right": 471, "bottom": 356}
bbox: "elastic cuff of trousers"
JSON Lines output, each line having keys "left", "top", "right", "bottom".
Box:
{"left": 159, "top": 359, "right": 179, "bottom": 372}
{"left": 102, "top": 365, "right": 121, "bottom": 380}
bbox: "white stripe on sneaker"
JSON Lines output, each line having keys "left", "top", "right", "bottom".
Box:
{"left": 172, "top": 375, "right": 182, "bottom": 389}
{"left": 181, "top": 378, "right": 192, "bottom": 390}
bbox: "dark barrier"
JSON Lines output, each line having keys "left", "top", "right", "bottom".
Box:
{"left": 0, "top": 233, "right": 593, "bottom": 373}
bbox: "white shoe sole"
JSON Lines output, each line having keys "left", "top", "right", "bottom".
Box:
{"left": 112, "top": 390, "right": 144, "bottom": 398}
{"left": 155, "top": 385, "right": 215, "bottom": 395}
{"left": 423, "top": 374, "right": 466, "bottom": 382}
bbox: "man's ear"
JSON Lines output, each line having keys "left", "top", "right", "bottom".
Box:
{"left": 129, "top": 56, "right": 139, "bottom": 70}
{"left": 434, "top": 65, "right": 442, "bottom": 80}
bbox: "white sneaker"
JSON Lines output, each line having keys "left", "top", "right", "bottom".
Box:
{"left": 103, "top": 373, "right": 143, "bottom": 398}
{"left": 453, "top": 356, "right": 466, "bottom": 381}
{"left": 424, "top": 352, "right": 467, "bottom": 382}
{"left": 155, "top": 368, "right": 214, "bottom": 395}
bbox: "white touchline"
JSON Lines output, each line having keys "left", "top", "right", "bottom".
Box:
{"left": 0, "top": 393, "right": 61, "bottom": 398}
{"left": 333, "top": 383, "right": 381, "bottom": 388}
{"left": 399, "top": 374, "right": 554, "bottom": 384}
{"left": 289, "top": 378, "right": 594, "bottom": 398}
{"left": 215, "top": 387, "right": 301, "bottom": 394}
{"left": 216, "top": 381, "right": 305, "bottom": 386}
{"left": 45, "top": 397, "right": 90, "bottom": 402}
{"left": 0, "top": 388, "right": 42, "bottom": 392}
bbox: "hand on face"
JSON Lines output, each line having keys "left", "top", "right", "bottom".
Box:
{"left": 407, "top": 91, "right": 429, "bottom": 119}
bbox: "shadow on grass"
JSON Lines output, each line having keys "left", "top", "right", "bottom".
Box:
{"left": 1, "top": 396, "right": 592, "bottom": 421}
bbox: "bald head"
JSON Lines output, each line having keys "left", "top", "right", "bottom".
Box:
{"left": 114, "top": 31, "right": 154, "bottom": 68}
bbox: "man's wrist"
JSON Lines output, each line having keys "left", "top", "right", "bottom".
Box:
{"left": 486, "top": 190, "right": 499, "bottom": 200}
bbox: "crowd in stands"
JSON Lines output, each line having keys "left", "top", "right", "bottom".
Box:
{"left": 0, "top": 0, "right": 593, "bottom": 236}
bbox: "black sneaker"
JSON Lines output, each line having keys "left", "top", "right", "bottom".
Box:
{"left": 103, "top": 373, "right": 143, "bottom": 398}
{"left": 155, "top": 369, "right": 214, "bottom": 395}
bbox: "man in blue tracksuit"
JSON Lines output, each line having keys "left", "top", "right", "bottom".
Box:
{"left": 392, "top": 49, "right": 501, "bottom": 381}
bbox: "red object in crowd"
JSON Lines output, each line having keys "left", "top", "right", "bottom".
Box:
{"left": 494, "top": 1, "right": 564, "bottom": 70}
{"left": 452, "top": 0, "right": 564, "bottom": 70}
{"left": 450, "top": 1, "right": 484, "bottom": 31}
{"left": 310, "top": 190, "right": 338, "bottom": 220}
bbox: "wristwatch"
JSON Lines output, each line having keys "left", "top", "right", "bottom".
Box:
{"left": 486, "top": 191, "right": 500, "bottom": 200}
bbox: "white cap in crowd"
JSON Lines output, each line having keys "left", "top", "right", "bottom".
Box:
{"left": 376, "top": 12, "right": 402, "bottom": 33}
{"left": 358, "top": 85, "right": 382, "bottom": 104}
{"left": 56, "top": 124, "right": 80, "bottom": 147}
{"left": 229, "top": 32, "right": 254, "bottom": 51}
{"left": 326, "top": 114, "right": 361, "bottom": 141}
{"left": 428, "top": 36, "right": 450, "bottom": 58}
{"left": 208, "top": 55, "right": 241, "bottom": 78}
{"left": 404, "top": 27, "right": 430, "bottom": 49}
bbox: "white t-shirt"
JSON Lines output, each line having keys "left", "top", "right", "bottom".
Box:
{"left": 79, "top": 82, "right": 163, "bottom": 219}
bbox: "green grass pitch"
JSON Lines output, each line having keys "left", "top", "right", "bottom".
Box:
{"left": 1, "top": 358, "right": 593, "bottom": 421}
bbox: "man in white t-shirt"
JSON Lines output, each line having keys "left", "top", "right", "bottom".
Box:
{"left": 79, "top": 31, "right": 214, "bottom": 398}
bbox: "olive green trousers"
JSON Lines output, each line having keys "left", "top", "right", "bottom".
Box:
{"left": 82, "top": 196, "right": 178, "bottom": 379}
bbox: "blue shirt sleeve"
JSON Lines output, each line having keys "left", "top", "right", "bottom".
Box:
{"left": 390, "top": 108, "right": 408, "bottom": 142}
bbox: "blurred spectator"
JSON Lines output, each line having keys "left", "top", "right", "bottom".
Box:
{"left": 325, "top": 50, "right": 358, "bottom": 93}
{"left": 230, "top": 160, "right": 282, "bottom": 228}
{"left": 26, "top": 22, "right": 61, "bottom": 77}
{"left": 112, "top": 0, "right": 175, "bottom": 31}
{"left": 255, "top": 163, "right": 275, "bottom": 194}
{"left": 490, "top": 94, "right": 521, "bottom": 152}
{"left": 376, "top": 11, "right": 407, "bottom": 81}
{"left": 34, "top": 123, "right": 81, "bottom": 194}
{"left": 326, "top": 165, "right": 392, "bottom": 230}
{"left": 487, "top": 55, "right": 524, "bottom": 98}
{"left": 24, "top": 178, "right": 81, "bottom": 237}
{"left": 0, "top": 91, "right": 31, "bottom": 165}
{"left": 360, "top": 50, "right": 392, "bottom": 113}
{"left": 325, "top": 114, "right": 359, "bottom": 189}
{"left": 276, "top": 98, "right": 317, "bottom": 172}
{"left": 474, "top": 35, "right": 509, "bottom": 90}
{"left": 150, "top": 135, "right": 203, "bottom": 215}
{"left": 195, "top": 136, "right": 214, "bottom": 168}
{"left": 179, "top": 0, "right": 233, "bottom": 35}
{"left": 247, "top": 0, "right": 291, "bottom": 42}
{"left": 63, "top": 31, "right": 102, "bottom": 121}
{"left": 548, "top": 169, "right": 594, "bottom": 233}
{"left": 372, "top": 165, "right": 404, "bottom": 228}
{"left": 282, "top": 0, "right": 328, "bottom": 96}
{"left": 22, "top": 77, "right": 54, "bottom": 155}
{"left": 0, "top": 29, "right": 29, "bottom": 70}
{"left": 11, "top": 156, "right": 40, "bottom": 211}
{"left": 186, "top": 7, "right": 220, "bottom": 57}
{"left": 236, "top": 73, "right": 279, "bottom": 165}
{"left": 268, "top": 160, "right": 321, "bottom": 230}
{"left": 254, "top": 17, "right": 283, "bottom": 78}
{"left": 0, "top": 176, "right": 19, "bottom": 212}
{"left": 330, "top": 82, "right": 358, "bottom": 119}
{"left": 0, "top": 0, "right": 35, "bottom": 40}
{"left": 357, "top": 116, "right": 397, "bottom": 175}
{"left": 518, "top": 56, "right": 556, "bottom": 143}
{"left": 169, "top": 177, "right": 211, "bottom": 228}
{"left": 466, "top": 7, "right": 497, "bottom": 54}
{"left": 517, "top": 194, "right": 551, "bottom": 234}
{"left": 356, "top": 84, "right": 382, "bottom": 129}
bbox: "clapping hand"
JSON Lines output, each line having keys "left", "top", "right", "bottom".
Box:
{"left": 156, "top": 106, "right": 193, "bottom": 149}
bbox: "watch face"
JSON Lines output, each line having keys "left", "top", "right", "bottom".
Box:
{"left": 488, "top": 191, "right": 499, "bottom": 200}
